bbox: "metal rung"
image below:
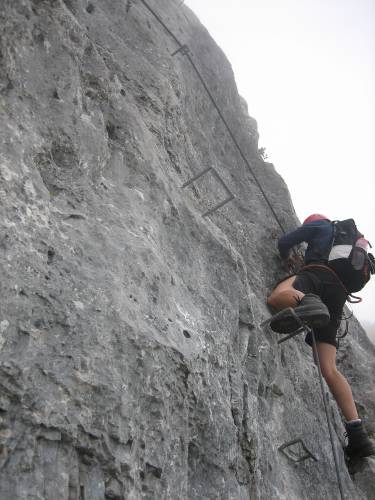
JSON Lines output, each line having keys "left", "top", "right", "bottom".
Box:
{"left": 261, "top": 307, "right": 298, "bottom": 328}
{"left": 277, "top": 326, "right": 307, "bottom": 344}
{"left": 202, "top": 194, "right": 234, "bottom": 218}
{"left": 182, "top": 166, "right": 235, "bottom": 218}
{"left": 279, "top": 438, "right": 318, "bottom": 463}
{"left": 262, "top": 308, "right": 311, "bottom": 344}
{"left": 181, "top": 166, "right": 212, "bottom": 188}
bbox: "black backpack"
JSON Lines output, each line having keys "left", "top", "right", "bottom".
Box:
{"left": 327, "top": 219, "right": 375, "bottom": 293}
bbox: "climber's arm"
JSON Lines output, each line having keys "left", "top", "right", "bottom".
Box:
{"left": 278, "top": 224, "right": 317, "bottom": 259}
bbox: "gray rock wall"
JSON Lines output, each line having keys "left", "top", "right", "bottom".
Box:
{"left": 0, "top": 0, "right": 374, "bottom": 498}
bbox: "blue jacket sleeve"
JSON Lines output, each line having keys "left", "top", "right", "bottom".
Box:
{"left": 278, "top": 224, "right": 318, "bottom": 259}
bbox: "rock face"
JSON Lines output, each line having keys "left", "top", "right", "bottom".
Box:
{"left": 0, "top": 1, "right": 374, "bottom": 499}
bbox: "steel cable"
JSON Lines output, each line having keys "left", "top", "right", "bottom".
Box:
{"left": 137, "top": 2, "right": 347, "bottom": 497}
{"left": 139, "top": 0, "right": 286, "bottom": 234}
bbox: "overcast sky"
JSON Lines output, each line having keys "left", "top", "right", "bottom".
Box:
{"left": 185, "top": 0, "right": 375, "bottom": 325}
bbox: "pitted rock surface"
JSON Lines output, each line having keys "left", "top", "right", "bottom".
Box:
{"left": 0, "top": 1, "right": 374, "bottom": 499}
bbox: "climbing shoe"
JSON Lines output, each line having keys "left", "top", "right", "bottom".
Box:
{"left": 269, "top": 293, "right": 330, "bottom": 334}
{"left": 344, "top": 421, "right": 375, "bottom": 459}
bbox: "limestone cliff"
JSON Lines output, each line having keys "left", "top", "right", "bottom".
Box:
{"left": 0, "top": 1, "right": 374, "bottom": 499}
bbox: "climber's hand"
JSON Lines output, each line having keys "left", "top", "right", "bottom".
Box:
{"left": 282, "top": 254, "right": 303, "bottom": 273}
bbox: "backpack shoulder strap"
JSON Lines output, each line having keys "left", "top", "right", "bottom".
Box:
{"left": 324, "top": 220, "right": 337, "bottom": 261}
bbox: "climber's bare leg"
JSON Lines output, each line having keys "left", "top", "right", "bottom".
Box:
{"left": 267, "top": 275, "right": 305, "bottom": 311}
{"left": 315, "top": 342, "right": 359, "bottom": 421}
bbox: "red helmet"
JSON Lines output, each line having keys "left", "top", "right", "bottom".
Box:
{"left": 303, "top": 214, "right": 330, "bottom": 225}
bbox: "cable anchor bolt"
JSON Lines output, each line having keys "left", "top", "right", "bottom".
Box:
{"left": 171, "top": 44, "right": 190, "bottom": 57}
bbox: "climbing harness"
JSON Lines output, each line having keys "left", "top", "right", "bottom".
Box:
{"left": 301, "top": 264, "right": 363, "bottom": 303}
{"left": 336, "top": 320, "right": 349, "bottom": 350}
{"left": 335, "top": 307, "right": 354, "bottom": 349}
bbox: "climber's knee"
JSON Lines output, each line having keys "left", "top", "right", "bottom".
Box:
{"left": 267, "top": 292, "right": 279, "bottom": 309}
{"left": 267, "top": 287, "right": 304, "bottom": 311}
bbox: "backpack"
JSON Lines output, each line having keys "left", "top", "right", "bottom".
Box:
{"left": 327, "top": 219, "right": 375, "bottom": 293}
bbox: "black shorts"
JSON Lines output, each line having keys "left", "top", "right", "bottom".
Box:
{"left": 292, "top": 267, "right": 347, "bottom": 348}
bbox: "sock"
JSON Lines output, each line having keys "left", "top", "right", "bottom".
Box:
{"left": 346, "top": 419, "right": 362, "bottom": 427}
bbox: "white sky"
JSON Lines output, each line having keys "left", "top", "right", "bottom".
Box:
{"left": 185, "top": 0, "right": 375, "bottom": 324}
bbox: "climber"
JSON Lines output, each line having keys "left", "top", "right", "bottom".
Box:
{"left": 267, "top": 213, "right": 375, "bottom": 460}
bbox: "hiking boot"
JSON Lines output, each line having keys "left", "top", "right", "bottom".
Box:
{"left": 269, "top": 293, "right": 330, "bottom": 334}
{"left": 345, "top": 421, "right": 375, "bottom": 459}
